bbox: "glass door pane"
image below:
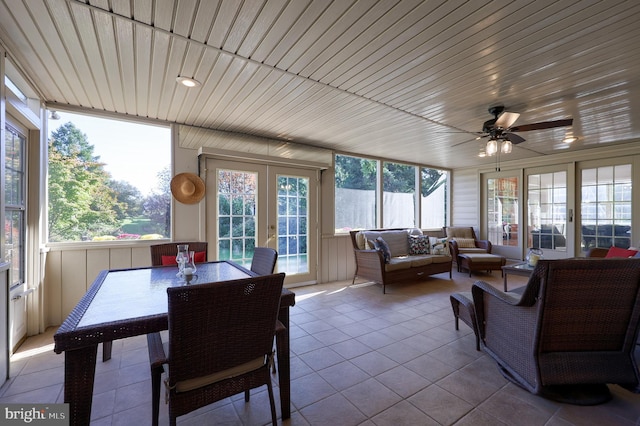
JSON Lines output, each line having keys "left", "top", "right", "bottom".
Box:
{"left": 484, "top": 172, "right": 521, "bottom": 260}
{"left": 217, "top": 169, "right": 258, "bottom": 265}
{"left": 527, "top": 171, "right": 568, "bottom": 256}
{"left": 276, "top": 175, "right": 308, "bottom": 274}
{"left": 270, "top": 166, "right": 317, "bottom": 285}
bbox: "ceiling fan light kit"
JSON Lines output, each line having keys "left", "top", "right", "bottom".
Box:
{"left": 473, "top": 105, "right": 574, "bottom": 161}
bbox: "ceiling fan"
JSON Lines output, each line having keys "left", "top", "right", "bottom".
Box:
{"left": 477, "top": 105, "right": 573, "bottom": 145}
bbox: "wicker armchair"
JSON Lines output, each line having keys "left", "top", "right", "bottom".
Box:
{"left": 251, "top": 247, "right": 278, "bottom": 275}
{"left": 147, "top": 273, "right": 285, "bottom": 425}
{"left": 472, "top": 258, "right": 640, "bottom": 405}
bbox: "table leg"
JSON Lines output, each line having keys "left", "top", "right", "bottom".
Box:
{"left": 64, "top": 345, "right": 98, "bottom": 426}
{"left": 102, "top": 340, "right": 112, "bottom": 361}
{"left": 277, "top": 307, "right": 291, "bottom": 419}
{"left": 503, "top": 272, "right": 508, "bottom": 291}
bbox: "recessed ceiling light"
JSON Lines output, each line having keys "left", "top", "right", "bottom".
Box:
{"left": 563, "top": 136, "right": 578, "bottom": 144}
{"left": 176, "top": 76, "right": 201, "bottom": 88}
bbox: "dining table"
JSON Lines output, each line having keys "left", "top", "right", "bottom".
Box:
{"left": 53, "top": 261, "right": 295, "bottom": 425}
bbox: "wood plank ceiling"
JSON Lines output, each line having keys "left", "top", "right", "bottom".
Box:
{"left": 1, "top": 0, "right": 640, "bottom": 169}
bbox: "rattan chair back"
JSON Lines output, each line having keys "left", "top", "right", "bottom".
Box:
{"left": 250, "top": 247, "right": 278, "bottom": 275}
{"left": 162, "top": 273, "right": 284, "bottom": 424}
{"left": 149, "top": 241, "right": 208, "bottom": 266}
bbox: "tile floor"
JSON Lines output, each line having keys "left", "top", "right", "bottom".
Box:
{"left": 1, "top": 268, "right": 640, "bottom": 425}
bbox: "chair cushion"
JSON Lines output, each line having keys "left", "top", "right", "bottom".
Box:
{"left": 604, "top": 247, "right": 638, "bottom": 258}
{"left": 453, "top": 237, "right": 476, "bottom": 248}
{"left": 458, "top": 247, "right": 487, "bottom": 254}
{"left": 445, "top": 227, "right": 474, "bottom": 239}
{"left": 409, "top": 255, "right": 433, "bottom": 267}
{"left": 385, "top": 257, "right": 413, "bottom": 271}
{"left": 161, "top": 251, "right": 206, "bottom": 265}
{"left": 173, "top": 356, "right": 266, "bottom": 393}
{"left": 408, "top": 235, "right": 430, "bottom": 255}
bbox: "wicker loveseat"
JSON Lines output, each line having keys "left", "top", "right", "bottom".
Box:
{"left": 350, "top": 228, "right": 452, "bottom": 293}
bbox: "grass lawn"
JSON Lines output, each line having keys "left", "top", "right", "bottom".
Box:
{"left": 121, "top": 217, "right": 166, "bottom": 236}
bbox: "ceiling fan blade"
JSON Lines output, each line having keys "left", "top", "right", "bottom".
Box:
{"left": 495, "top": 111, "right": 520, "bottom": 129}
{"left": 504, "top": 133, "right": 526, "bottom": 144}
{"left": 509, "top": 118, "right": 573, "bottom": 132}
{"left": 452, "top": 135, "right": 486, "bottom": 147}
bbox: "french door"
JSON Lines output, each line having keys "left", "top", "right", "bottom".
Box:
{"left": 206, "top": 159, "right": 317, "bottom": 286}
{"left": 482, "top": 170, "right": 522, "bottom": 260}
{"left": 524, "top": 165, "right": 572, "bottom": 259}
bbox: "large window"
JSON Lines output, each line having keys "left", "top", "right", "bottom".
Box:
{"left": 335, "top": 154, "right": 447, "bottom": 232}
{"left": 335, "top": 155, "right": 377, "bottom": 232}
{"left": 383, "top": 162, "right": 415, "bottom": 228}
{"left": 580, "top": 164, "right": 632, "bottom": 250}
{"left": 47, "top": 111, "right": 171, "bottom": 242}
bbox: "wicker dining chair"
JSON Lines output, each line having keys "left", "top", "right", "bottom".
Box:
{"left": 472, "top": 258, "right": 640, "bottom": 405}
{"left": 250, "top": 247, "right": 278, "bottom": 275}
{"left": 150, "top": 241, "right": 209, "bottom": 266}
{"left": 147, "top": 273, "right": 285, "bottom": 426}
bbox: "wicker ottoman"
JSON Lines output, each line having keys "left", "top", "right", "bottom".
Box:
{"left": 457, "top": 253, "right": 506, "bottom": 277}
{"left": 450, "top": 292, "right": 479, "bottom": 350}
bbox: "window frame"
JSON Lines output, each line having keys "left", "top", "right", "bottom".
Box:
{"left": 334, "top": 153, "right": 449, "bottom": 233}
{"left": 45, "top": 110, "right": 172, "bottom": 245}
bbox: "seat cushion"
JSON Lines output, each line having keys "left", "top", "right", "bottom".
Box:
{"left": 460, "top": 253, "right": 504, "bottom": 263}
{"left": 409, "top": 255, "right": 433, "bottom": 267}
{"left": 385, "top": 257, "right": 413, "bottom": 271}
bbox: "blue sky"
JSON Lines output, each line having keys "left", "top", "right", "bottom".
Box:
{"left": 48, "top": 111, "right": 171, "bottom": 194}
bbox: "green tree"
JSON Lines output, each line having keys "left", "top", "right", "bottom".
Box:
{"left": 48, "top": 122, "right": 120, "bottom": 241}
{"left": 335, "top": 154, "right": 445, "bottom": 196}
{"left": 108, "top": 180, "right": 143, "bottom": 219}
{"left": 143, "top": 167, "right": 171, "bottom": 236}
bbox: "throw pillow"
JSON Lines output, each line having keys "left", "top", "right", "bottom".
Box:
{"left": 605, "top": 246, "right": 638, "bottom": 258}
{"left": 374, "top": 237, "right": 392, "bottom": 263}
{"left": 408, "top": 235, "right": 430, "bottom": 255}
{"left": 161, "top": 251, "right": 206, "bottom": 265}
{"left": 453, "top": 237, "right": 476, "bottom": 248}
{"left": 429, "top": 236, "right": 450, "bottom": 255}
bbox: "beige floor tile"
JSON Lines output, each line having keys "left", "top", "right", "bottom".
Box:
{"left": 1, "top": 270, "right": 639, "bottom": 425}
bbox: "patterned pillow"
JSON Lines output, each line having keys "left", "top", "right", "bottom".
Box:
{"left": 429, "top": 236, "right": 450, "bottom": 255}
{"left": 373, "top": 237, "right": 392, "bottom": 263}
{"left": 408, "top": 235, "right": 430, "bottom": 255}
{"left": 453, "top": 237, "right": 476, "bottom": 248}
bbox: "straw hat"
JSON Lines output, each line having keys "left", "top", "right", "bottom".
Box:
{"left": 170, "top": 173, "right": 205, "bottom": 204}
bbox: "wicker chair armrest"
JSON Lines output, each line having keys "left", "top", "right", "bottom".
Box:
{"left": 472, "top": 280, "right": 523, "bottom": 306}
{"left": 354, "top": 247, "right": 384, "bottom": 259}
{"left": 147, "top": 332, "right": 167, "bottom": 369}
{"left": 475, "top": 239, "right": 492, "bottom": 253}
{"left": 448, "top": 240, "right": 460, "bottom": 258}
